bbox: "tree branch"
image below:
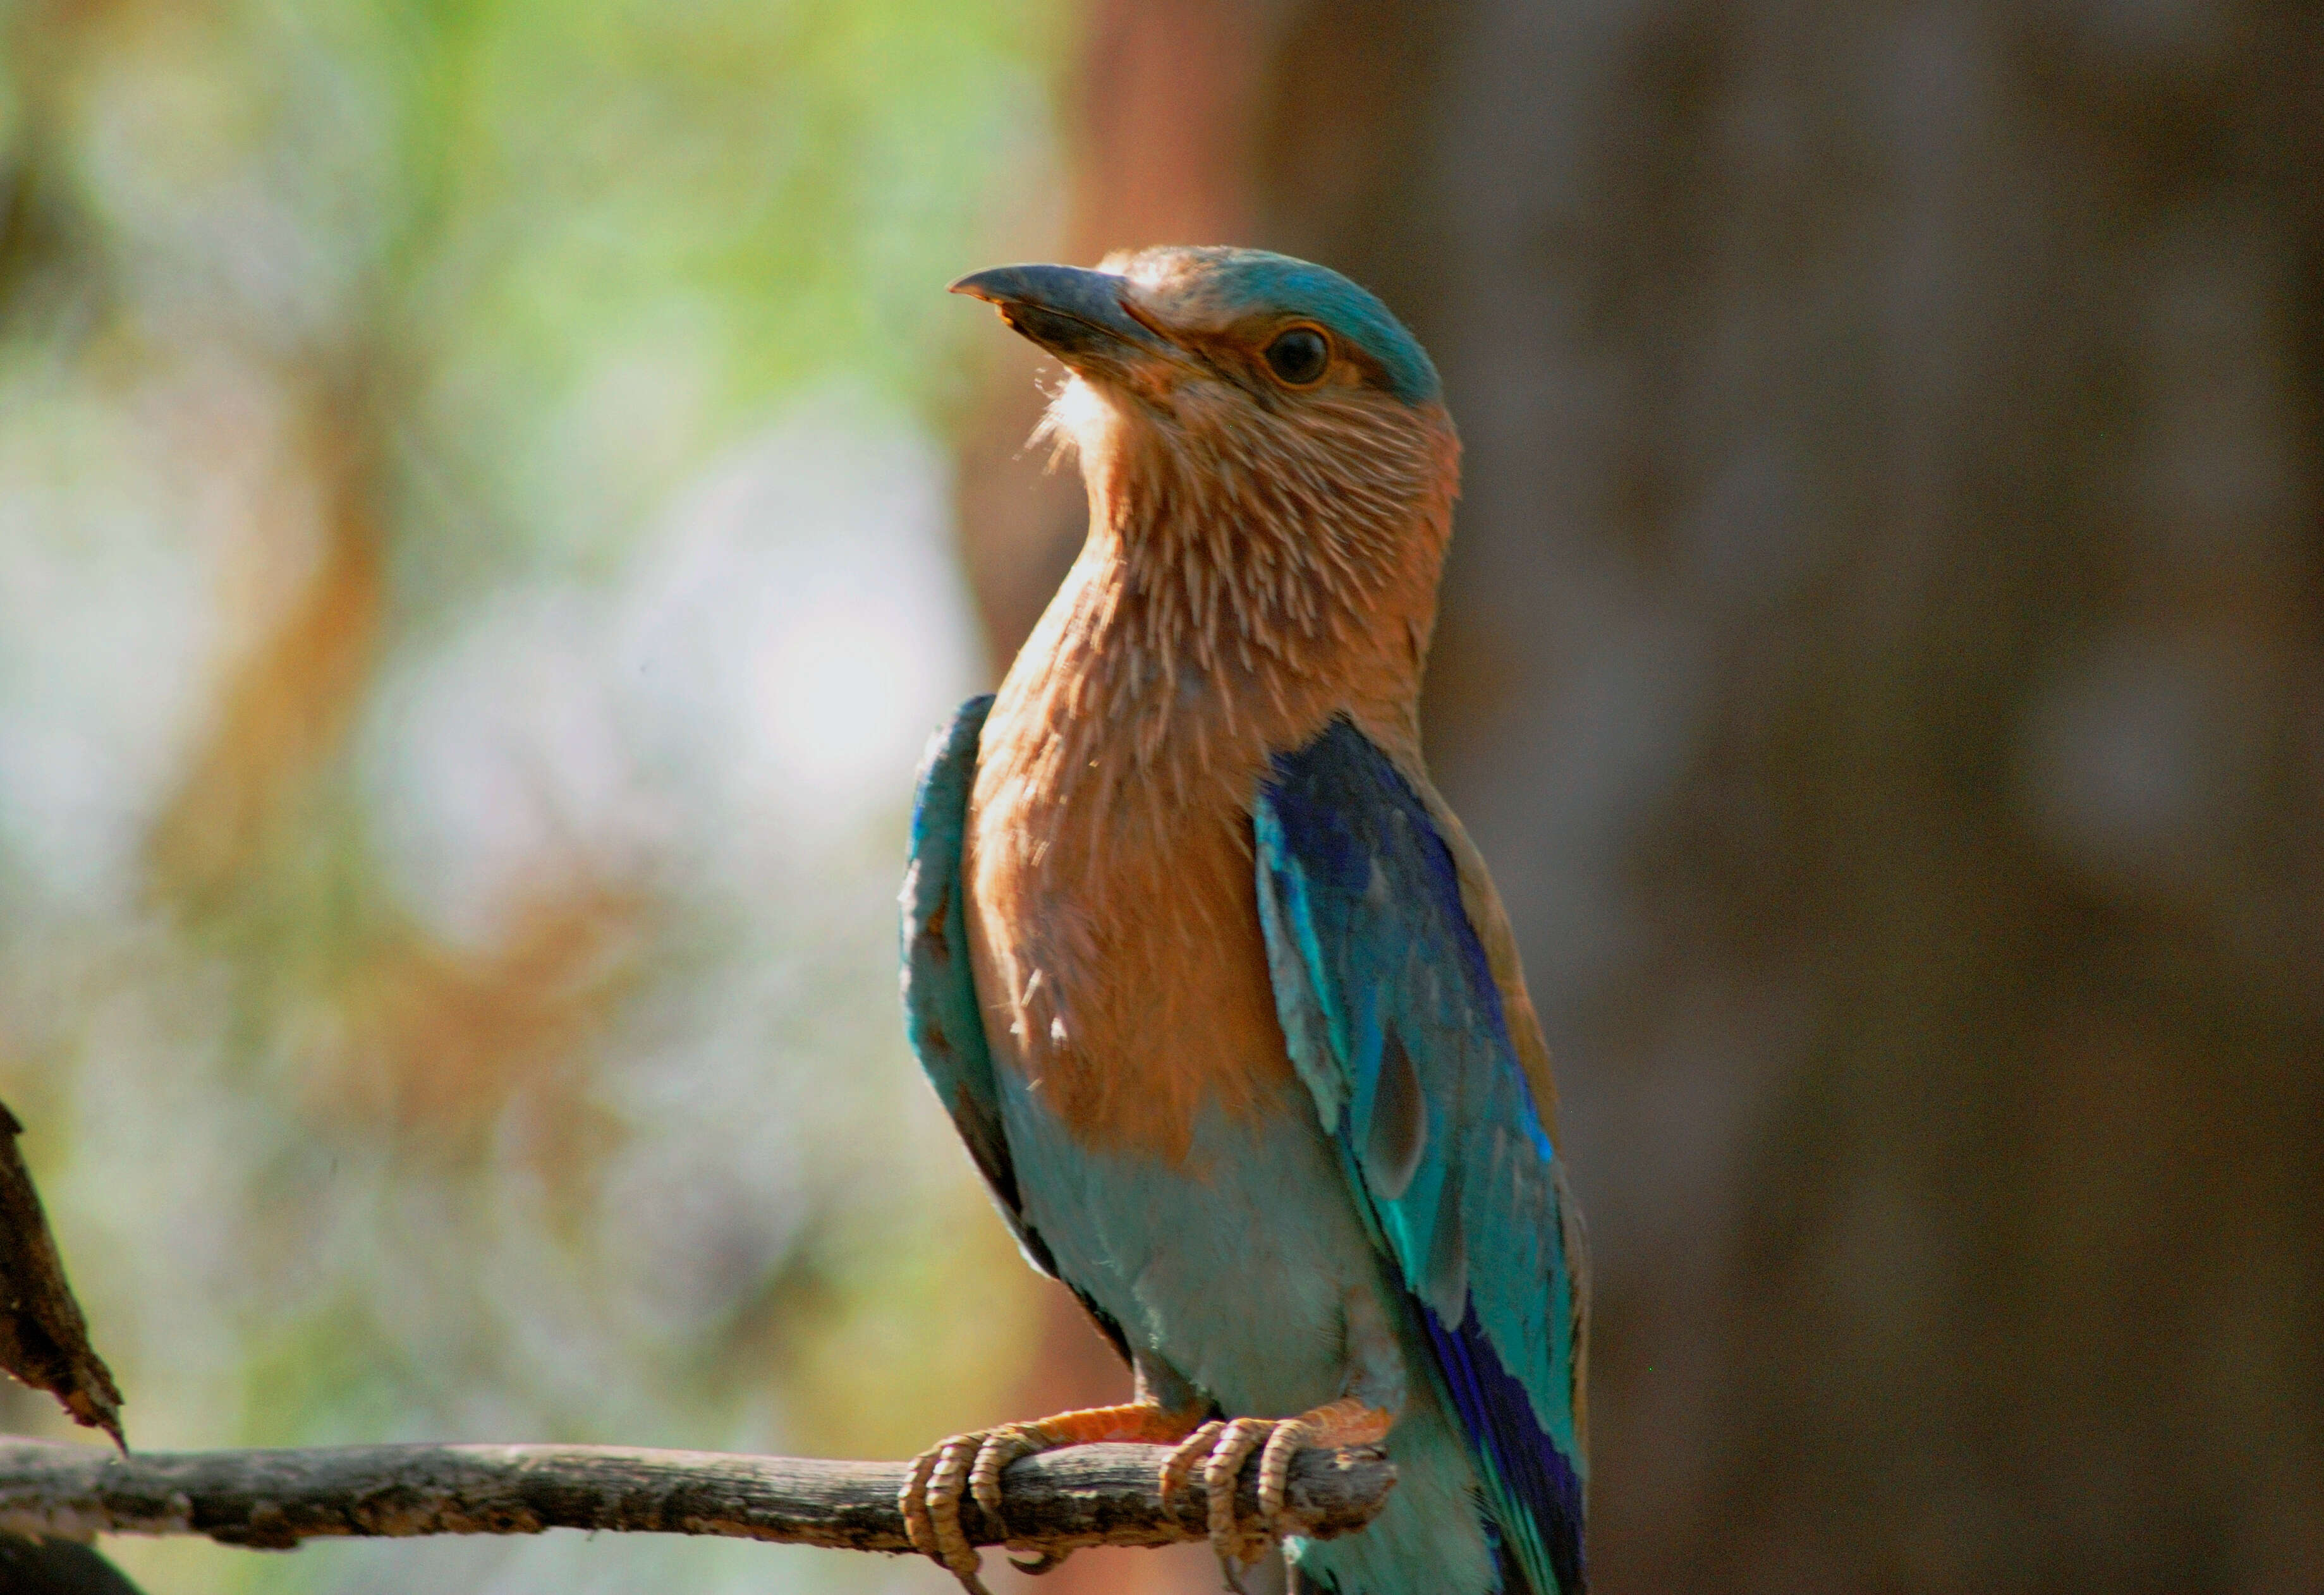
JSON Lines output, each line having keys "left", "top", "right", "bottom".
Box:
{"left": 0, "top": 1102, "right": 124, "bottom": 1449}
{"left": 0, "top": 1439, "right": 1394, "bottom": 1556}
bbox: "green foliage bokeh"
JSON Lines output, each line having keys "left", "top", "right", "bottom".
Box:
{"left": 0, "top": 1, "right": 1069, "bottom": 1589}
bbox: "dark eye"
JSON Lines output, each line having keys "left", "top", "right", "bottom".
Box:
{"left": 1263, "top": 325, "right": 1330, "bottom": 386}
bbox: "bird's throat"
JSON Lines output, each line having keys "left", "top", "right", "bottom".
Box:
{"left": 1004, "top": 385, "right": 1460, "bottom": 808}
{"left": 958, "top": 389, "right": 1459, "bottom": 1158}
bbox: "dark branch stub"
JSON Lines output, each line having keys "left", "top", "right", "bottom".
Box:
{"left": 0, "top": 1439, "right": 1394, "bottom": 1556}
{"left": 0, "top": 1101, "right": 124, "bottom": 1450}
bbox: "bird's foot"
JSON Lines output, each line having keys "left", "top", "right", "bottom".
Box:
{"left": 1157, "top": 1398, "right": 1394, "bottom": 1594}
{"left": 901, "top": 1423, "right": 1059, "bottom": 1594}
{"left": 901, "top": 1402, "right": 1208, "bottom": 1593}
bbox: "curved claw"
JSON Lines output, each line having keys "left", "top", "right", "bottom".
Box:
{"left": 901, "top": 1434, "right": 996, "bottom": 1595}
{"left": 932, "top": 1436, "right": 980, "bottom": 1582}
{"left": 1164, "top": 1409, "right": 1375, "bottom": 1590}
{"left": 1255, "top": 1416, "right": 1322, "bottom": 1532}
{"left": 910, "top": 1404, "right": 1225, "bottom": 1589}
{"left": 975, "top": 1426, "right": 1079, "bottom": 1577}
{"left": 1203, "top": 1417, "right": 1279, "bottom": 1579}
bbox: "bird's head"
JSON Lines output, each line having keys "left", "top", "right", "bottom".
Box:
{"left": 952, "top": 245, "right": 1439, "bottom": 412}
{"left": 952, "top": 247, "right": 1458, "bottom": 609}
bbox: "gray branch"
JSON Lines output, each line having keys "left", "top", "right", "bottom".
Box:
{"left": 0, "top": 1439, "right": 1394, "bottom": 1556}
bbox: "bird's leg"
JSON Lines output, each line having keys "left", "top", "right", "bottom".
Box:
{"left": 901, "top": 1397, "right": 1209, "bottom": 1592}
{"left": 1158, "top": 1287, "right": 1407, "bottom": 1592}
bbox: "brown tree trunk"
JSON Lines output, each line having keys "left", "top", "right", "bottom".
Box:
{"left": 955, "top": 3, "right": 2324, "bottom": 1591}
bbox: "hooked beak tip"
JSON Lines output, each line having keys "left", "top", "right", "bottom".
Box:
{"left": 946, "top": 263, "right": 1167, "bottom": 371}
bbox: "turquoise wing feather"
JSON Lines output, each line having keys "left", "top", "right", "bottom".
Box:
{"left": 899, "top": 696, "right": 1131, "bottom": 1361}
{"left": 1255, "top": 717, "right": 1587, "bottom": 1595}
{"left": 901, "top": 698, "right": 1041, "bottom": 1265}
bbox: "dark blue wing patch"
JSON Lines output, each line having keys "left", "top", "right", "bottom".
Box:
{"left": 1256, "top": 717, "right": 1586, "bottom": 1595}
{"left": 1423, "top": 1307, "right": 1586, "bottom": 1595}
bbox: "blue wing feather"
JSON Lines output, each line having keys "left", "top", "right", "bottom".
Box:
{"left": 901, "top": 697, "right": 1133, "bottom": 1364}
{"left": 901, "top": 699, "right": 1018, "bottom": 1220}
{"left": 1256, "top": 717, "right": 1586, "bottom": 1595}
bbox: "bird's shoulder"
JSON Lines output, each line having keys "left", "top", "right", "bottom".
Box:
{"left": 1258, "top": 716, "right": 1561, "bottom": 1143}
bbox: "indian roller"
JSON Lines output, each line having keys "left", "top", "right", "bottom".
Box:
{"left": 899, "top": 247, "right": 1588, "bottom": 1595}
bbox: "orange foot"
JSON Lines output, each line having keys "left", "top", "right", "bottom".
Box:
{"left": 1157, "top": 1398, "right": 1395, "bottom": 1593}
{"left": 901, "top": 1401, "right": 1207, "bottom": 1594}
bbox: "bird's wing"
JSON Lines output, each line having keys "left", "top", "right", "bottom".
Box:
{"left": 1254, "top": 716, "right": 1587, "bottom": 1595}
{"left": 901, "top": 697, "right": 1136, "bottom": 1368}
{"left": 901, "top": 696, "right": 1043, "bottom": 1268}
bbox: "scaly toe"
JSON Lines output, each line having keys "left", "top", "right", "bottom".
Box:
{"left": 1204, "top": 1417, "right": 1278, "bottom": 1577}
{"left": 1159, "top": 1419, "right": 1226, "bottom": 1505}
{"left": 968, "top": 1424, "right": 1045, "bottom": 1524}
{"left": 974, "top": 1426, "right": 1078, "bottom": 1575}
{"left": 901, "top": 1433, "right": 994, "bottom": 1595}
{"left": 900, "top": 1446, "right": 943, "bottom": 1562}
{"left": 1255, "top": 1417, "right": 1320, "bottom": 1533}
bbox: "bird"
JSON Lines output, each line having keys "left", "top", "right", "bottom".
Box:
{"left": 898, "top": 246, "right": 1588, "bottom": 1595}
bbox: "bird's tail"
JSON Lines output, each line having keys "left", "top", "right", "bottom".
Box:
{"left": 1288, "top": 1537, "right": 1566, "bottom": 1595}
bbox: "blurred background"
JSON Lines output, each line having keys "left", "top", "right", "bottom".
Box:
{"left": 2, "top": 1, "right": 2318, "bottom": 1592}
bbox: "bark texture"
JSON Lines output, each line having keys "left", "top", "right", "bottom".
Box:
{"left": 0, "top": 1440, "right": 1392, "bottom": 1555}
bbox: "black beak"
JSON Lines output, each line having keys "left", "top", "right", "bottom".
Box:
{"left": 949, "top": 264, "right": 1172, "bottom": 372}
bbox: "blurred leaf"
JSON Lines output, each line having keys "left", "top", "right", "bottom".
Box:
{"left": 0, "top": 1, "right": 1068, "bottom": 1587}
{"left": 339, "top": 875, "right": 643, "bottom": 1167}
{"left": 147, "top": 372, "right": 390, "bottom": 910}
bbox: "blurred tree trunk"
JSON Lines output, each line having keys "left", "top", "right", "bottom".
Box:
{"left": 956, "top": 2, "right": 2324, "bottom": 1591}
